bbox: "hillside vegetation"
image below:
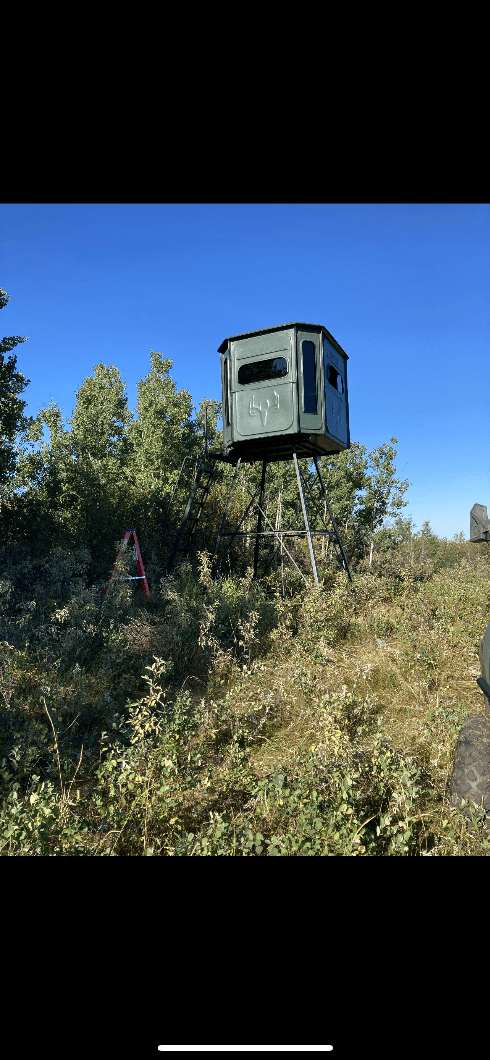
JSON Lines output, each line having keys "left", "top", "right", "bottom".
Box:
{"left": 1, "top": 288, "right": 489, "bottom": 855}
{"left": 1, "top": 531, "right": 488, "bottom": 856}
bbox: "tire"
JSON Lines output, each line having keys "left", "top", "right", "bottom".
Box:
{"left": 449, "top": 713, "right": 490, "bottom": 828}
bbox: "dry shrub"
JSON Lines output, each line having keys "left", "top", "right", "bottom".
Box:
{"left": 298, "top": 572, "right": 357, "bottom": 649}
{"left": 1, "top": 528, "right": 490, "bottom": 855}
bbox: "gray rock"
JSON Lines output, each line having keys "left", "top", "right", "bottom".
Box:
{"left": 449, "top": 713, "right": 490, "bottom": 828}
{"left": 470, "top": 504, "right": 490, "bottom": 542}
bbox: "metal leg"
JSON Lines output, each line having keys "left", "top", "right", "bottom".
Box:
{"left": 218, "top": 486, "right": 260, "bottom": 573}
{"left": 211, "top": 458, "right": 241, "bottom": 566}
{"left": 253, "top": 461, "right": 267, "bottom": 579}
{"left": 313, "top": 455, "right": 355, "bottom": 589}
{"left": 235, "top": 469, "right": 309, "bottom": 586}
{"left": 292, "top": 448, "right": 319, "bottom": 585}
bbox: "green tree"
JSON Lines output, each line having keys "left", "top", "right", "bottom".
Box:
{"left": 9, "top": 352, "right": 223, "bottom": 580}
{"left": 68, "top": 363, "right": 132, "bottom": 468}
{"left": 65, "top": 364, "right": 133, "bottom": 572}
{"left": 14, "top": 365, "right": 134, "bottom": 576}
{"left": 316, "top": 443, "right": 371, "bottom": 542}
{"left": 262, "top": 440, "right": 410, "bottom": 574}
{"left": 354, "top": 438, "right": 411, "bottom": 567}
{"left": 16, "top": 400, "right": 72, "bottom": 519}
{"left": 128, "top": 352, "right": 198, "bottom": 495}
{"left": 126, "top": 353, "right": 222, "bottom": 539}
{"left": 0, "top": 287, "right": 31, "bottom": 483}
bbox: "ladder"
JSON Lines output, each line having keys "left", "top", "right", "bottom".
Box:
{"left": 104, "top": 529, "right": 150, "bottom": 599}
{"left": 166, "top": 456, "right": 219, "bottom": 575}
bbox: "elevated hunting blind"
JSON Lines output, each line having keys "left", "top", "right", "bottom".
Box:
{"left": 166, "top": 321, "right": 354, "bottom": 592}
{"left": 219, "top": 322, "right": 350, "bottom": 463}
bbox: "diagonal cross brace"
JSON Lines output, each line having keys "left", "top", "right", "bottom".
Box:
{"left": 313, "top": 455, "right": 355, "bottom": 591}
{"left": 292, "top": 447, "right": 319, "bottom": 585}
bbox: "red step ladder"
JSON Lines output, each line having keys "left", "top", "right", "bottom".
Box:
{"left": 104, "top": 529, "right": 150, "bottom": 599}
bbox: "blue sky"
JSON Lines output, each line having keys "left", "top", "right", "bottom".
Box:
{"left": 1, "top": 202, "right": 488, "bottom": 540}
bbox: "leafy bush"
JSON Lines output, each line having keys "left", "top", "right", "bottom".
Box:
{"left": 0, "top": 523, "right": 489, "bottom": 855}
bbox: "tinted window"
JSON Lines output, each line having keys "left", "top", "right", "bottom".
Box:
{"left": 302, "top": 341, "right": 317, "bottom": 414}
{"left": 327, "top": 363, "right": 344, "bottom": 394}
{"left": 238, "top": 356, "right": 288, "bottom": 386}
{"left": 223, "top": 358, "right": 230, "bottom": 425}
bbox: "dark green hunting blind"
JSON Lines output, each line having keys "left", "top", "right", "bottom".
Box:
{"left": 166, "top": 322, "right": 354, "bottom": 592}
{"left": 219, "top": 322, "right": 349, "bottom": 463}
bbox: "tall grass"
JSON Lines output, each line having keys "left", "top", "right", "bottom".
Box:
{"left": 0, "top": 532, "right": 489, "bottom": 854}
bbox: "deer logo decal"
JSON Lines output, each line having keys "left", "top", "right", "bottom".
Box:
{"left": 249, "top": 390, "right": 280, "bottom": 428}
